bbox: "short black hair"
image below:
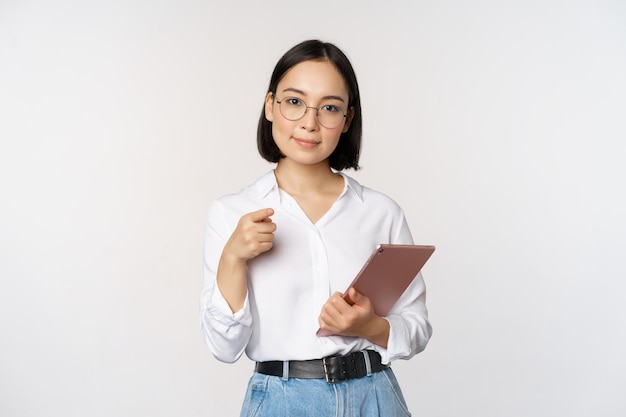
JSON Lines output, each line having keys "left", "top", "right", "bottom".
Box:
{"left": 257, "top": 40, "right": 362, "bottom": 171}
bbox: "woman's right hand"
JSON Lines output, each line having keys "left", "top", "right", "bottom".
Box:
{"left": 216, "top": 208, "right": 275, "bottom": 312}
{"left": 222, "top": 208, "right": 276, "bottom": 264}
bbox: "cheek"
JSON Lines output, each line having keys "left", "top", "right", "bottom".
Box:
{"left": 271, "top": 116, "right": 292, "bottom": 140}
{"left": 325, "top": 131, "right": 343, "bottom": 147}
{"left": 270, "top": 121, "right": 289, "bottom": 154}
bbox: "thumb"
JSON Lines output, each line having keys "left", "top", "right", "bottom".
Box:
{"left": 348, "top": 287, "right": 363, "bottom": 304}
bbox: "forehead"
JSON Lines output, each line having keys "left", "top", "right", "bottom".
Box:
{"left": 277, "top": 60, "right": 349, "bottom": 100}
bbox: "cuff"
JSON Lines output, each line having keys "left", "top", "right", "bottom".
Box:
{"left": 206, "top": 282, "right": 253, "bottom": 328}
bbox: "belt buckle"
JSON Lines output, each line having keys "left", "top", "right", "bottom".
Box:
{"left": 322, "top": 356, "right": 346, "bottom": 384}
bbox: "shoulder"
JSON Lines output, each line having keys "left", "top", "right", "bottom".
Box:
{"left": 211, "top": 170, "right": 275, "bottom": 204}
{"left": 207, "top": 170, "right": 276, "bottom": 220}
{"left": 340, "top": 172, "right": 404, "bottom": 213}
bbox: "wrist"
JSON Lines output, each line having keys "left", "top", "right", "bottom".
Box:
{"left": 220, "top": 248, "right": 248, "bottom": 268}
{"left": 365, "top": 317, "right": 390, "bottom": 349}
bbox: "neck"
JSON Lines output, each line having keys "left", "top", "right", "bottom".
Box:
{"left": 274, "top": 160, "right": 339, "bottom": 195}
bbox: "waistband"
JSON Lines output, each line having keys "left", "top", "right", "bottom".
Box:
{"left": 254, "top": 350, "right": 388, "bottom": 384}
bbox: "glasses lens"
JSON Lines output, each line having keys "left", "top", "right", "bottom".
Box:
{"left": 317, "top": 106, "right": 345, "bottom": 129}
{"left": 278, "top": 97, "right": 346, "bottom": 128}
{"left": 279, "top": 97, "right": 306, "bottom": 121}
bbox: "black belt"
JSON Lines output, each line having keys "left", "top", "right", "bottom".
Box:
{"left": 255, "top": 350, "right": 389, "bottom": 384}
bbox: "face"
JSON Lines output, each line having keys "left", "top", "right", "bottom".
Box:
{"left": 265, "top": 59, "right": 354, "bottom": 168}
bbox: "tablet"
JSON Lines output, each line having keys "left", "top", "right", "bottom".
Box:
{"left": 316, "top": 244, "right": 435, "bottom": 337}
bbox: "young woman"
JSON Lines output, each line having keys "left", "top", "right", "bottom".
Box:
{"left": 201, "top": 39, "right": 432, "bottom": 417}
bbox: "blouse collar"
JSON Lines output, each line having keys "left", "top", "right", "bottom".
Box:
{"left": 253, "top": 169, "right": 364, "bottom": 202}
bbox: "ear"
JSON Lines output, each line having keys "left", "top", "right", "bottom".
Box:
{"left": 264, "top": 92, "right": 274, "bottom": 122}
{"left": 342, "top": 106, "right": 355, "bottom": 133}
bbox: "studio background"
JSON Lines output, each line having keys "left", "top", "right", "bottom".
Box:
{"left": 1, "top": 1, "right": 625, "bottom": 416}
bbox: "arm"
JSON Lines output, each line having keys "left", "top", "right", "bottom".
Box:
{"left": 317, "top": 288, "right": 391, "bottom": 348}
{"left": 383, "top": 271, "right": 432, "bottom": 361}
{"left": 318, "top": 207, "right": 432, "bottom": 362}
{"left": 200, "top": 203, "right": 275, "bottom": 363}
{"left": 381, "top": 211, "right": 433, "bottom": 362}
{"left": 317, "top": 275, "right": 431, "bottom": 360}
{"left": 216, "top": 208, "right": 275, "bottom": 311}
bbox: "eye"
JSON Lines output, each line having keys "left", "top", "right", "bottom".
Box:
{"left": 320, "top": 104, "right": 341, "bottom": 113}
{"left": 285, "top": 97, "right": 304, "bottom": 106}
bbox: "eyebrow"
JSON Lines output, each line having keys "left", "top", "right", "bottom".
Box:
{"left": 281, "top": 87, "right": 346, "bottom": 102}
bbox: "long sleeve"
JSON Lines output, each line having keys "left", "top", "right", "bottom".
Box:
{"left": 200, "top": 200, "right": 253, "bottom": 363}
{"left": 374, "top": 210, "right": 433, "bottom": 364}
{"left": 383, "top": 272, "right": 432, "bottom": 362}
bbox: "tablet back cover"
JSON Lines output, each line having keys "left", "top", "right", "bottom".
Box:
{"left": 351, "top": 244, "right": 435, "bottom": 317}
{"left": 316, "top": 244, "right": 435, "bottom": 337}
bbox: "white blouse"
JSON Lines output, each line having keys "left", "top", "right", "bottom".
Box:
{"left": 200, "top": 170, "right": 432, "bottom": 364}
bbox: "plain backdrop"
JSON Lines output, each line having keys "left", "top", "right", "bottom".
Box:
{"left": 1, "top": 1, "right": 625, "bottom": 416}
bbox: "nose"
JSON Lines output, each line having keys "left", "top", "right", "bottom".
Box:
{"left": 300, "top": 107, "right": 319, "bottom": 130}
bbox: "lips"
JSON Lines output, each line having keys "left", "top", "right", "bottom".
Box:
{"left": 293, "top": 138, "right": 320, "bottom": 148}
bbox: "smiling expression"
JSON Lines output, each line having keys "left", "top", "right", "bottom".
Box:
{"left": 264, "top": 59, "right": 354, "bottom": 168}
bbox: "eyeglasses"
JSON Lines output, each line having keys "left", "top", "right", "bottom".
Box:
{"left": 275, "top": 96, "right": 348, "bottom": 129}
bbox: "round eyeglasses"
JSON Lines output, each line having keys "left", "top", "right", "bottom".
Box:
{"left": 275, "top": 96, "right": 348, "bottom": 129}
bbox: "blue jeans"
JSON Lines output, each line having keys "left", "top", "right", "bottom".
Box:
{"left": 240, "top": 368, "right": 411, "bottom": 417}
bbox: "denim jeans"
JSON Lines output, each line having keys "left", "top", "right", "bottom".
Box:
{"left": 240, "top": 368, "right": 411, "bottom": 417}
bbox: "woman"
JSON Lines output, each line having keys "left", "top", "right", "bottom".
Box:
{"left": 201, "top": 39, "right": 432, "bottom": 416}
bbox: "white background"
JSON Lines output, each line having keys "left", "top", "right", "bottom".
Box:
{"left": 1, "top": 1, "right": 625, "bottom": 416}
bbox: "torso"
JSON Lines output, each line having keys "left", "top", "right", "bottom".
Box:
{"left": 288, "top": 189, "right": 342, "bottom": 224}
{"left": 278, "top": 173, "right": 344, "bottom": 224}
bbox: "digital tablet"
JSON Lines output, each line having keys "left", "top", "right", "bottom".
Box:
{"left": 316, "top": 244, "right": 435, "bottom": 337}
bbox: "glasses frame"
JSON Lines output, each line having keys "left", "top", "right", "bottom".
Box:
{"left": 275, "top": 96, "right": 348, "bottom": 129}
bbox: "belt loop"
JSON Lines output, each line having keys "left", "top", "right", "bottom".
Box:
{"left": 362, "top": 350, "right": 372, "bottom": 376}
{"left": 282, "top": 361, "right": 289, "bottom": 381}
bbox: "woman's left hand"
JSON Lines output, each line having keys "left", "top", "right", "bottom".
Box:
{"left": 318, "top": 288, "right": 390, "bottom": 348}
